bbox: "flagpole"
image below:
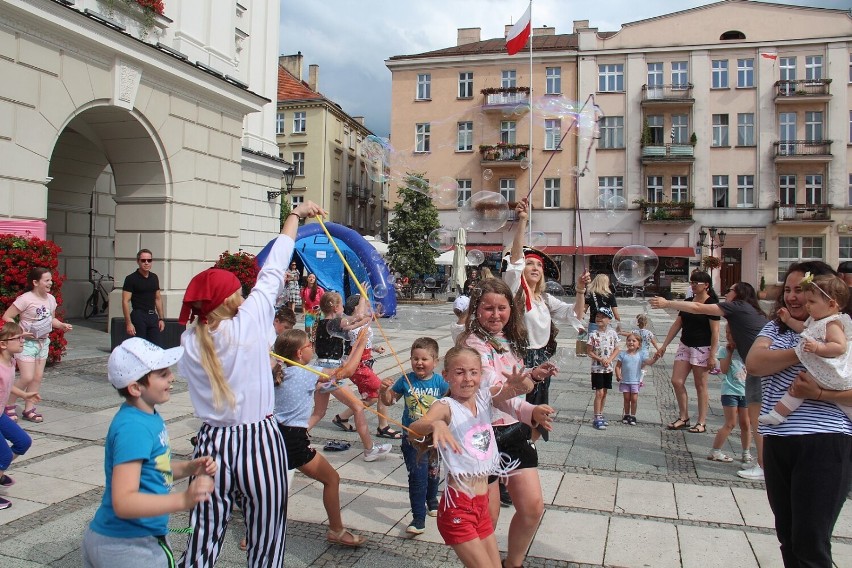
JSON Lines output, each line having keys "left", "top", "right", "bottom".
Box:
{"left": 527, "top": 0, "right": 533, "bottom": 247}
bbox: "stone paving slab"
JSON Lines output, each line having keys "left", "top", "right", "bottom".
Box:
{"left": 615, "top": 478, "right": 678, "bottom": 519}
{"left": 605, "top": 516, "right": 680, "bottom": 568}
{"left": 530, "top": 509, "right": 608, "bottom": 564}
{"left": 552, "top": 473, "right": 616, "bottom": 511}
{"left": 674, "top": 483, "right": 744, "bottom": 525}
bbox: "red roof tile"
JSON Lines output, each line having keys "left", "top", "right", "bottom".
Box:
{"left": 277, "top": 66, "right": 324, "bottom": 102}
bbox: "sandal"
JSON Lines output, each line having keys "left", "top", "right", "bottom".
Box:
{"left": 332, "top": 414, "right": 355, "bottom": 432}
{"left": 324, "top": 440, "right": 351, "bottom": 452}
{"left": 688, "top": 423, "right": 706, "bottom": 433}
{"left": 376, "top": 426, "right": 401, "bottom": 439}
{"left": 4, "top": 405, "right": 17, "bottom": 422}
{"left": 326, "top": 527, "right": 367, "bottom": 548}
{"left": 21, "top": 407, "right": 43, "bottom": 423}
{"left": 666, "top": 417, "right": 690, "bottom": 430}
{"left": 707, "top": 452, "right": 733, "bottom": 463}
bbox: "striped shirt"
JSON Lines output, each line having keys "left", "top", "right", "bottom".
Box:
{"left": 758, "top": 320, "right": 852, "bottom": 437}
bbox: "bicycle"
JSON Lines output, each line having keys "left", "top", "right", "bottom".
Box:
{"left": 84, "top": 268, "right": 113, "bottom": 319}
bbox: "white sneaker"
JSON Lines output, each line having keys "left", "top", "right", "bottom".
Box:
{"left": 363, "top": 443, "right": 392, "bottom": 462}
{"left": 737, "top": 464, "right": 764, "bottom": 481}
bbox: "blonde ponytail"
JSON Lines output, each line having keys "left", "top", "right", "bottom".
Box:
{"left": 192, "top": 291, "right": 242, "bottom": 410}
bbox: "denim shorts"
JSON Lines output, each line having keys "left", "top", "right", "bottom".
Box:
{"left": 17, "top": 338, "right": 48, "bottom": 361}
{"left": 721, "top": 394, "right": 747, "bottom": 408}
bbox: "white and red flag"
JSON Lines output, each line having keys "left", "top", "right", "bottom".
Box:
{"left": 506, "top": 3, "right": 532, "bottom": 56}
{"left": 760, "top": 52, "right": 778, "bottom": 60}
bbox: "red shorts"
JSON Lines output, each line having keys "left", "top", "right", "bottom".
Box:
{"left": 350, "top": 364, "right": 381, "bottom": 400}
{"left": 436, "top": 490, "right": 493, "bottom": 545}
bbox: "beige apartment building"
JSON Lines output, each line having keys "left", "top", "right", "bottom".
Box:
{"left": 0, "top": 0, "right": 286, "bottom": 320}
{"left": 387, "top": 0, "right": 852, "bottom": 292}
{"left": 276, "top": 54, "right": 387, "bottom": 236}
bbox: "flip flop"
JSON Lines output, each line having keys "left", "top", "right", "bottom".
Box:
{"left": 376, "top": 426, "right": 401, "bottom": 439}
{"left": 332, "top": 414, "right": 355, "bottom": 432}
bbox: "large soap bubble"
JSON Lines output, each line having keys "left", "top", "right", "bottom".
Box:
{"left": 430, "top": 176, "right": 460, "bottom": 207}
{"left": 612, "top": 245, "right": 658, "bottom": 286}
{"left": 466, "top": 249, "right": 485, "bottom": 265}
{"left": 482, "top": 169, "right": 493, "bottom": 181}
{"left": 460, "top": 191, "right": 509, "bottom": 233}
{"left": 545, "top": 280, "right": 565, "bottom": 296}
{"left": 427, "top": 228, "right": 455, "bottom": 251}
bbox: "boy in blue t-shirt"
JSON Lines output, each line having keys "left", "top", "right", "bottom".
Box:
{"left": 380, "top": 337, "right": 449, "bottom": 535}
{"left": 82, "top": 338, "right": 216, "bottom": 568}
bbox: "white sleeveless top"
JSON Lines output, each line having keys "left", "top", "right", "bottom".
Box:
{"left": 438, "top": 386, "right": 499, "bottom": 487}
{"left": 795, "top": 313, "right": 852, "bottom": 391}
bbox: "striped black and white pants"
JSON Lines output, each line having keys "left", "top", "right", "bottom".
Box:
{"left": 179, "top": 416, "right": 289, "bottom": 567}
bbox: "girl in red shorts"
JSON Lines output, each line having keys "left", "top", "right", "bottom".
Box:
{"left": 409, "top": 346, "right": 553, "bottom": 568}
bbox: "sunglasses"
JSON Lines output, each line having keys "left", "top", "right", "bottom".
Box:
{"left": 139, "top": 259, "right": 153, "bottom": 263}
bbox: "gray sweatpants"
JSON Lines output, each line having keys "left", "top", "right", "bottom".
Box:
{"left": 82, "top": 526, "right": 173, "bottom": 568}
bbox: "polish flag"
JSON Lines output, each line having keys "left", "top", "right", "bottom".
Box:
{"left": 506, "top": 4, "right": 532, "bottom": 56}
{"left": 760, "top": 52, "right": 778, "bottom": 60}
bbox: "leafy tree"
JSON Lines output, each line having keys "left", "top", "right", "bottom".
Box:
{"left": 387, "top": 173, "right": 440, "bottom": 278}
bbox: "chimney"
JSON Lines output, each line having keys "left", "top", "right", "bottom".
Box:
{"left": 457, "top": 27, "right": 481, "bottom": 45}
{"left": 573, "top": 20, "right": 590, "bottom": 33}
{"left": 308, "top": 64, "right": 319, "bottom": 92}
{"left": 534, "top": 26, "right": 555, "bottom": 36}
{"left": 504, "top": 24, "right": 513, "bottom": 38}
{"left": 353, "top": 117, "right": 365, "bottom": 126}
{"left": 278, "top": 52, "right": 303, "bottom": 80}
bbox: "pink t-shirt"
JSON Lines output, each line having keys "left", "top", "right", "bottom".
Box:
{"left": 0, "top": 358, "right": 15, "bottom": 406}
{"left": 13, "top": 291, "right": 57, "bottom": 339}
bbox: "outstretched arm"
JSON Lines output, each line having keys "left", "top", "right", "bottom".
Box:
{"left": 648, "top": 297, "right": 724, "bottom": 316}
{"left": 509, "top": 198, "right": 529, "bottom": 263}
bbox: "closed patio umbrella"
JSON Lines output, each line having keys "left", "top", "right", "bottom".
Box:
{"left": 453, "top": 227, "right": 467, "bottom": 294}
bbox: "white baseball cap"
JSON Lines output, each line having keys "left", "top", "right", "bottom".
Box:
{"left": 453, "top": 295, "right": 470, "bottom": 313}
{"left": 108, "top": 337, "right": 184, "bottom": 389}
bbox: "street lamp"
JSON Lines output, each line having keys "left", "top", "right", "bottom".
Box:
{"left": 697, "top": 226, "right": 726, "bottom": 256}
{"left": 267, "top": 167, "right": 297, "bottom": 201}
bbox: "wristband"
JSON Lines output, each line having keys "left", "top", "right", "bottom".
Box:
{"left": 818, "top": 387, "right": 824, "bottom": 400}
{"left": 288, "top": 212, "right": 301, "bottom": 220}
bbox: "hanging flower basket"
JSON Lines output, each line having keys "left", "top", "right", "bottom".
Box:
{"left": 702, "top": 256, "right": 721, "bottom": 270}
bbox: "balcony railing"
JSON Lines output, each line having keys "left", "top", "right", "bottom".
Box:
{"left": 641, "top": 84, "right": 695, "bottom": 102}
{"left": 481, "top": 88, "right": 530, "bottom": 111}
{"left": 346, "top": 183, "right": 358, "bottom": 198}
{"left": 773, "top": 140, "right": 832, "bottom": 158}
{"left": 358, "top": 186, "right": 371, "bottom": 201}
{"left": 774, "top": 202, "right": 832, "bottom": 222}
{"left": 641, "top": 144, "right": 695, "bottom": 161}
{"left": 775, "top": 79, "right": 831, "bottom": 98}
{"left": 637, "top": 201, "right": 694, "bottom": 222}
{"left": 479, "top": 144, "right": 529, "bottom": 163}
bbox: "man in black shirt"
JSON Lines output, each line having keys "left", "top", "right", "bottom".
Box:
{"left": 122, "top": 248, "right": 164, "bottom": 346}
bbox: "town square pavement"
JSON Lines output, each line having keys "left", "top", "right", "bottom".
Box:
{"left": 0, "top": 299, "right": 850, "bottom": 567}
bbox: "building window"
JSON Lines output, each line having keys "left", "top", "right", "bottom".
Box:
{"left": 737, "top": 58, "right": 754, "bottom": 87}
{"left": 647, "top": 115, "right": 664, "bottom": 145}
{"left": 647, "top": 62, "right": 663, "bottom": 87}
{"left": 778, "top": 236, "right": 823, "bottom": 281}
{"left": 544, "top": 178, "right": 560, "bottom": 208}
{"left": 544, "top": 119, "right": 561, "bottom": 150}
{"left": 849, "top": 111, "right": 852, "bottom": 143}
{"left": 711, "top": 59, "right": 729, "bottom": 88}
{"left": 736, "top": 175, "right": 754, "bottom": 208}
{"left": 499, "top": 178, "right": 516, "bottom": 203}
{"left": 849, "top": 173, "right": 852, "bottom": 206}
{"left": 672, "top": 114, "right": 688, "bottom": 144}
{"left": 415, "top": 123, "right": 431, "bottom": 152}
{"left": 737, "top": 113, "right": 755, "bottom": 146}
{"left": 458, "top": 72, "right": 473, "bottom": 98}
{"left": 671, "top": 61, "right": 688, "bottom": 89}
{"left": 501, "top": 70, "right": 516, "bottom": 88}
{"left": 292, "top": 152, "right": 305, "bottom": 176}
{"left": 712, "top": 114, "right": 729, "bottom": 147}
{"left": 840, "top": 236, "right": 852, "bottom": 264}
{"left": 293, "top": 111, "right": 306, "bottom": 133}
{"left": 779, "top": 112, "right": 796, "bottom": 154}
{"left": 600, "top": 116, "right": 624, "bottom": 149}
{"left": 545, "top": 67, "right": 561, "bottom": 94}
{"left": 290, "top": 195, "right": 304, "bottom": 209}
{"left": 416, "top": 74, "right": 431, "bottom": 100}
{"left": 805, "top": 174, "right": 823, "bottom": 204}
{"left": 598, "top": 64, "right": 624, "bottom": 92}
{"left": 805, "top": 55, "right": 822, "bottom": 80}
{"left": 457, "top": 122, "right": 473, "bottom": 151}
{"left": 712, "top": 175, "right": 729, "bottom": 208}
{"left": 805, "top": 111, "right": 823, "bottom": 141}
{"left": 780, "top": 57, "right": 796, "bottom": 82}
{"left": 671, "top": 176, "right": 689, "bottom": 202}
{"left": 457, "top": 179, "right": 472, "bottom": 207}
{"left": 779, "top": 175, "right": 797, "bottom": 205}
{"left": 646, "top": 176, "right": 664, "bottom": 202}
{"left": 275, "top": 112, "right": 285, "bottom": 135}
{"left": 500, "top": 121, "right": 516, "bottom": 144}
{"left": 598, "top": 176, "right": 624, "bottom": 205}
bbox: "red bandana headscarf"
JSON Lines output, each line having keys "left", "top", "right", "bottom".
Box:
{"left": 179, "top": 269, "right": 241, "bottom": 325}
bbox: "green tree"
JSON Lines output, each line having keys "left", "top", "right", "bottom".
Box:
{"left": 387, "top": 173, "right": 440, "bottom": 277}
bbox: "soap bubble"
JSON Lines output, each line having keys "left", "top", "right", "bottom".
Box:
{"left": 424, "top": 277, "right": 436, "bottom": 288}
{"left": 520, "top": 156, "right": 530, "bottom": 170}
{"left": 612, "top": 245, "right": 659, "bottom": 286}
{"left": 427, "top": 228, "right": 455, "bottom": 251}
{"left": 372, "top": 301, "right": 385, "bottom": 317}
{"left": 383, "top": 315, "right": 401, "bottom": 332}
{"left": 431, "top": 176, "right": 459, "bottom": 207}
{"left": 325, "top": 317, "right": 350, "bottom": 340}
{"left": 460, "top": 191, "right": 510, "bottom": 233}
{"left": 367, "top": 197, "right": 374, "bottom": 205}
{"left": 466, "top": 249, "right": 485, "bottom": 265}
{"left": 528, "top": 231, "right": 547, "bottom": 248}
{"left": 607, "top": 195, "right": 627, "bottom": 210}
{"left": 482, "top": 169, "right": 493, "bottom": 181}
{"left": 545, "top": 280, "right": 565, "bottom": 296}
{"left": 598, "top": 190, "right": 613, "bottom": 210}
{"left": 374, "top": 219, "right": 382, "bottom": 228}
{"left": 373, "top": 283, "right": 388, "bottom": 299}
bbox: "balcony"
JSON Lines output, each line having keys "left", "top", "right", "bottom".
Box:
{"left": 774, "top": 202, "right": 832, "bottom": 223}
{"left": 358, "top": 186, "right": 371, "bottom": 201}
{"left": 774, "top": 79, "right": 832, "bottom": 102}
{"left": 479, "top": 144, "right": 529, "bottom": 167}
{"left": 636, "top": 200, "right": 694, "bottom": 223}
{"left": 773, "top": 140, "right": 832, "bottom": 162}
{"left": 640, "top": 84, "right": 695, "bottom": 106}
{"left": 346, "top": 183, "right": 358, "bottom": 198}
{"left": 641, "top": 144, "right": 695, "bottom": 163}
{"left": 481, "top": 87, "right": 530, "bottom": 114}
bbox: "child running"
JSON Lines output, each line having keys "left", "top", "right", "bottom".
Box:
{"left": 761, "top": 273, "right": 852, "bottom": 424}
{"left": 380, "top": 337, "right": 449, "bottom": 535}
{"left": 587, "top": 307, "right": 620, "bottom": 430}
{"left": 629, "top": 314, "right": 659, "bottom": 359}
{"left": 0, "top": 322, "right": 36, "bottom": 511}
{"left": 408, "top": 346, "right": 554, "bottom": 568}
{"left": 708, "top": 327, "right": 752, "bottom": 464}
{"left": 615, "top": 332, "right": 653, "bottom": 425}
{"left": 82, "top": 337, "right": 216, "bottom": 567}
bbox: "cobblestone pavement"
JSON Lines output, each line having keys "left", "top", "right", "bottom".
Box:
{"left": 0, "top": 299, "right": 850, "bottom": 567}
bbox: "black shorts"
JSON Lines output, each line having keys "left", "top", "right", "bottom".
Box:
{"left": 278, "top": 424, "right": 316, "bottom": 470}
{"left": 488, "top": 423, "right": 538, "bottom": 483}
{"left": 591, "top": 372, "right": 613, "bottom": 390}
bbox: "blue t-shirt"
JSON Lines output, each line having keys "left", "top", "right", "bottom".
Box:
{"left": 717, "top": 346, "right": 746, "bottom": 397}
{"left": 391, "top": 372, "right": 449, "bottom": 428}
{"left": 274, "top": 366, "right": 319, "bottom": 428}
{"left": 89, "top": 404, "right": 173, "bottom": 538}
{"left": 616, "top": 351, "right": 647, "bottom": 384}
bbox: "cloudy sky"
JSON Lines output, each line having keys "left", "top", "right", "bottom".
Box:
{"left": 279, "top": 0, "right": 850, "bottom": 137}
